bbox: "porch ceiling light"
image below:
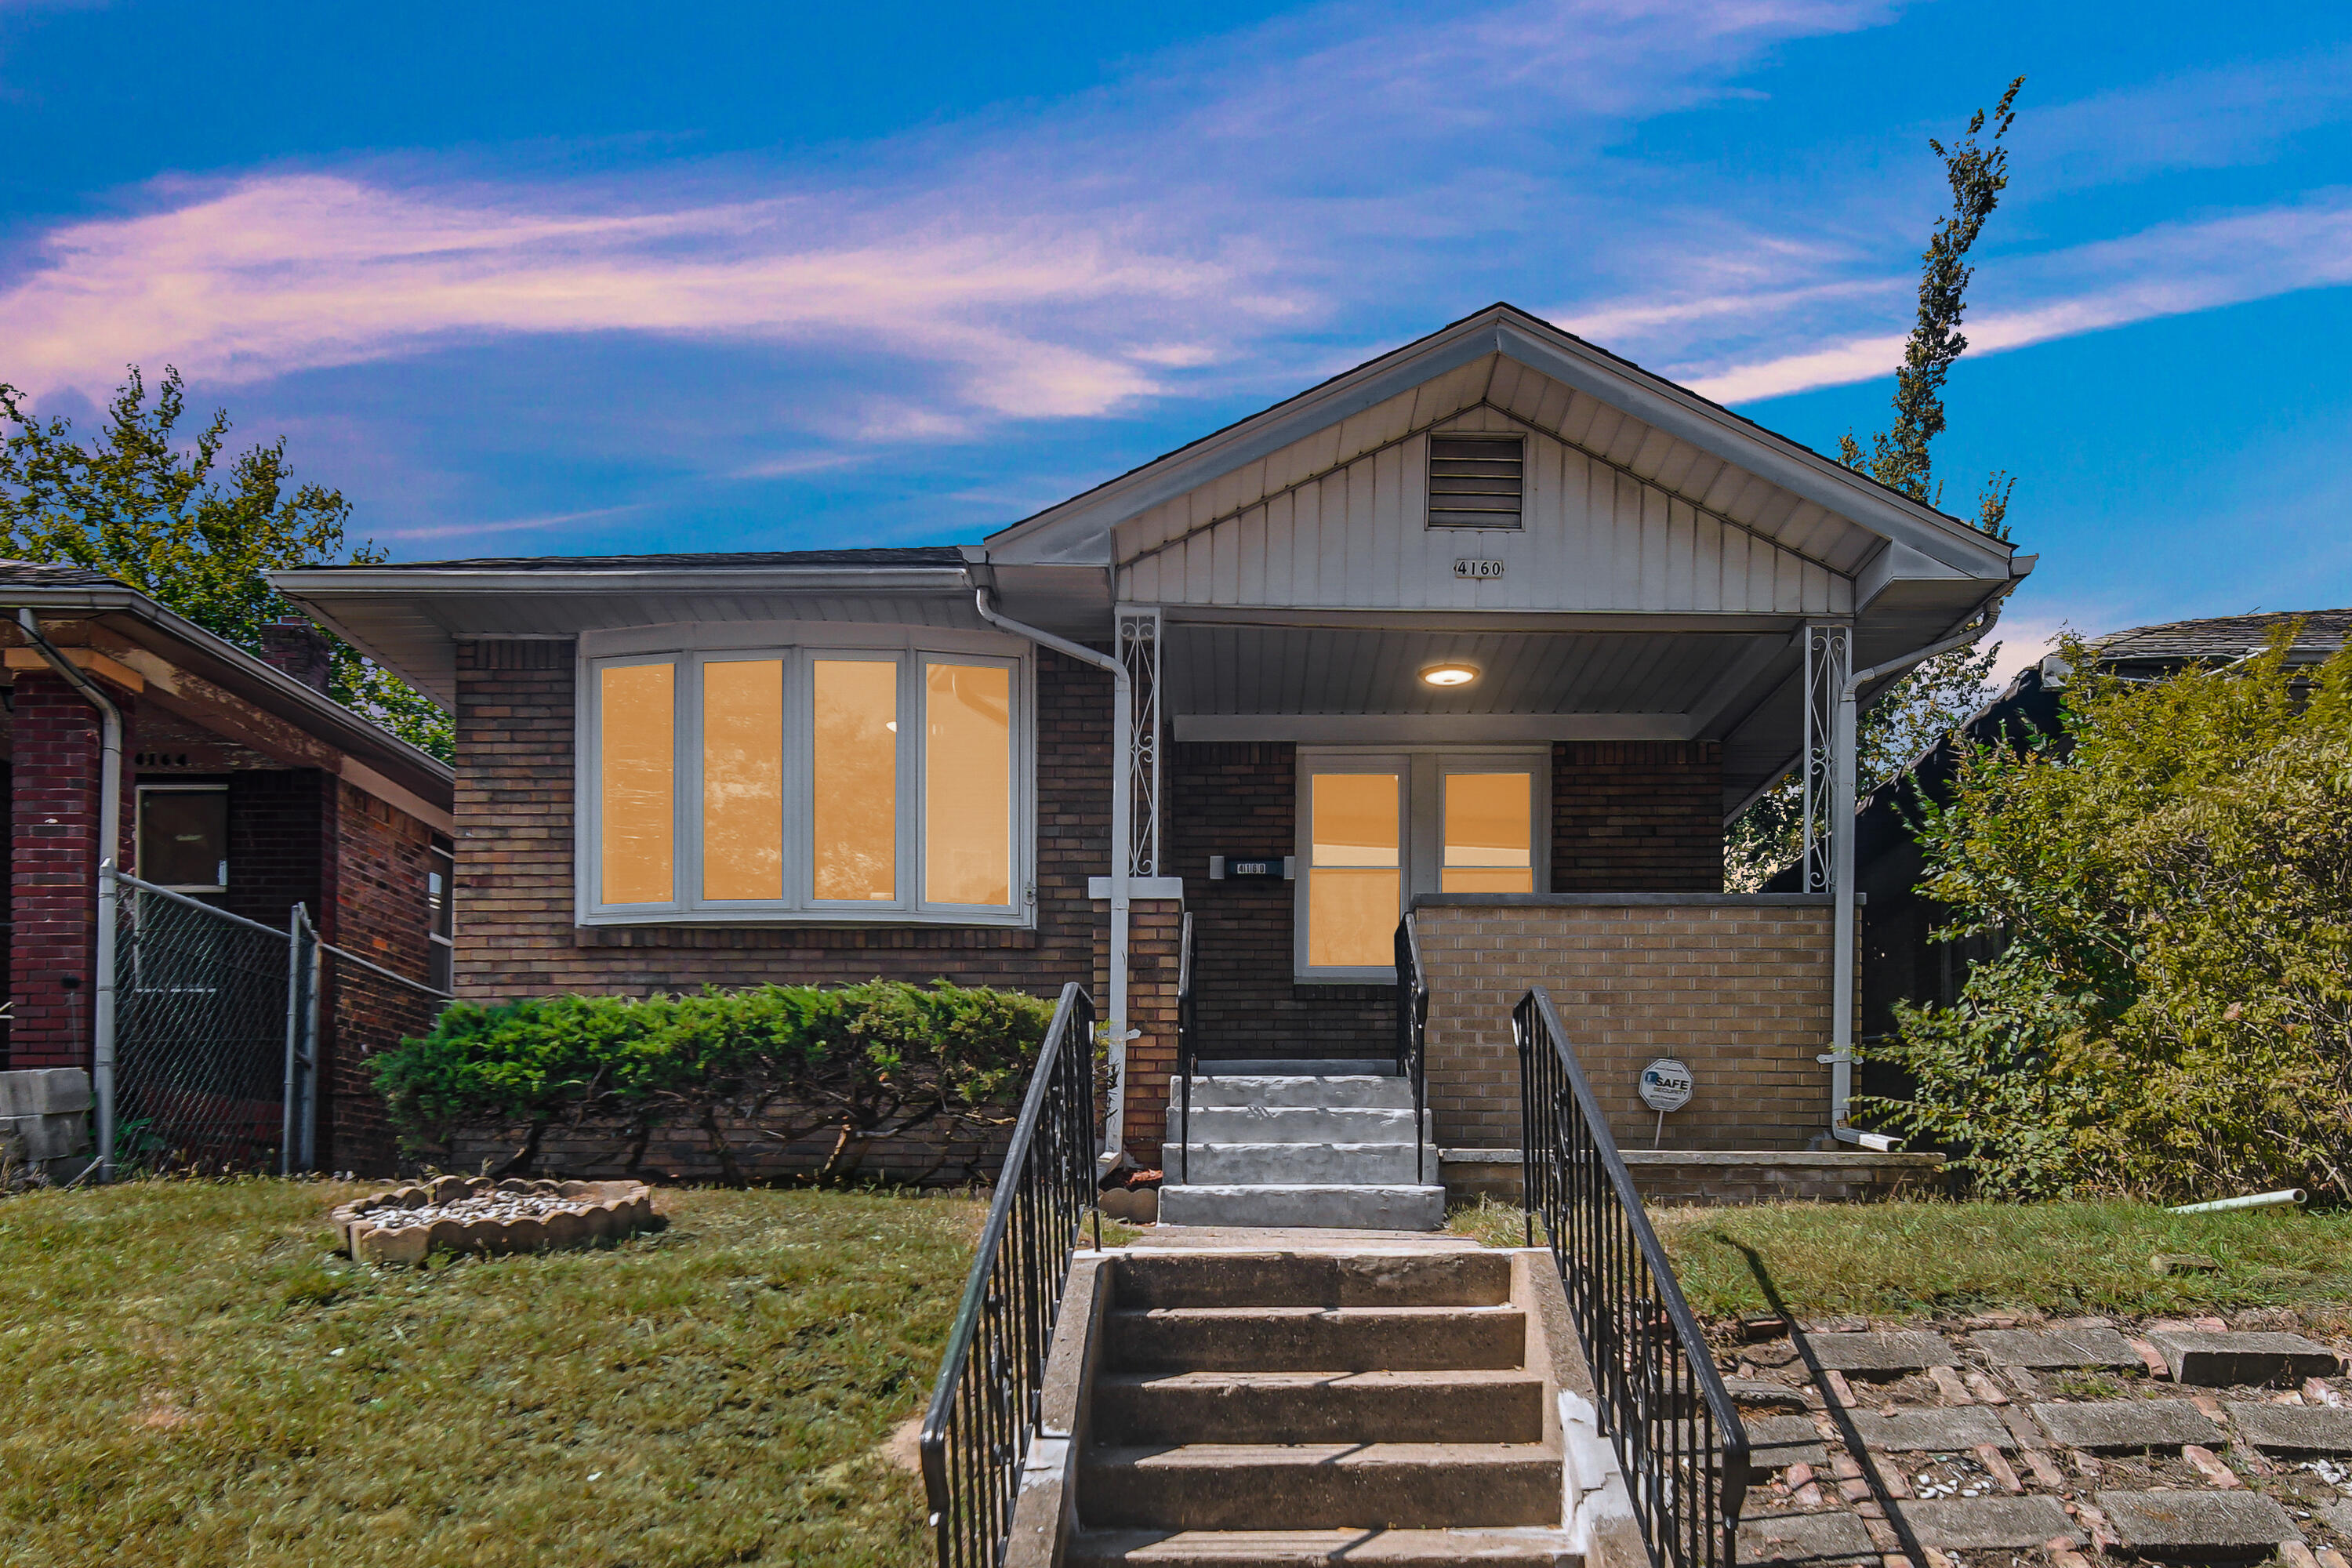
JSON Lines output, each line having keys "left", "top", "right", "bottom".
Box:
{"left": 1420, "top": 660, "right": 1479, "bottom": 688}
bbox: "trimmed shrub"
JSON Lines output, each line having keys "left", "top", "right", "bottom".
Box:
{"left": 372, "top": 979, "right": 1060, "bottom": 1183}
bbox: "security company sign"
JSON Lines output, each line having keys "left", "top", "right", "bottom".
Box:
{"left": 1638, "top": 1058, "right": 1694, "bottom": 1113}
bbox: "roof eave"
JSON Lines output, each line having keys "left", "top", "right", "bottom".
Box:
{"left": 0, "top": 581, "right": 453, "bottom": 795}
{"left": 987, "top": 303, "right": 2016, "bottom": 581}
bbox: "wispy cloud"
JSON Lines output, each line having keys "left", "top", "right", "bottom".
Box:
{"left": 0, "top": 0, "right": 1890, "bottom": 426}
{"left": 1682, "top": 191, "right": 2352, "bottom": 403}
{"left": 385, "top": 501, "right": 651, "bottom": 543}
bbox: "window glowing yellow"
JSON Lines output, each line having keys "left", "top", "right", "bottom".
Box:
{"left": 599, "top": 662, "right": 675, "bottom": 904}
{"left": 813, "top": 659, "right": 898, "bottom": 901}
{"left": 1308, "top": 771, "right": 1399, "bottom": 967}
{"left": 1443, "top": 771, "right": 1535, "bottom": 894}
{"left": 925, "top": 662, "right": 1012, "bottom": 906}
{"left": 702, "top": 659, "right": 784, "bottom": 901}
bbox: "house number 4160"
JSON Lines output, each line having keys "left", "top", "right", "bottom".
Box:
{"left": 1453, "top": 558, "right": 1505, "bottom": 579}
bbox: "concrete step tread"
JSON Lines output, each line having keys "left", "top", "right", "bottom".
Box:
{"left": 1194, "top": 1059, "right": 1399, "bottom": 1076}
{"left": 1067, "top": 1527, "right": 1581, "bottom": 1566}
{"left": 1158, "top": 1183, "right": 1446, "bottom": 1196}
{"left": 1087, "top": 1441, "right": 1563, "bottom": 1470}
{"left": 1178, "top": 1079, "right": 1419, "bottom": 1111}
{"left": 1165, "top": 1142, "right": 1434, "bottom": 1153}
{"left": 1102, "top": 1367, "right": 1543, "bottom": 1391}
{"left": 1116, "top": 1304, "right": 1520, "bottom": 1324}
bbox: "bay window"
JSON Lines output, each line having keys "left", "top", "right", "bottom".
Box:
{"left": 580, "top": 633, "right": 1030, "bottom": 924}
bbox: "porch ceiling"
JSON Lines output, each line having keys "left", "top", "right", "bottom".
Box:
{"left": 1167, "top": 622, "right": 1780, "bottom": 722}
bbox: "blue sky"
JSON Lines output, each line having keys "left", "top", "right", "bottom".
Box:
{"left": 4, "top": 0, "right": 2350, "bottom": 670}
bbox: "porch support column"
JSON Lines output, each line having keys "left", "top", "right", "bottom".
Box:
{"left": 1802, "top": 621, "right": 1855, "bottom": 1136}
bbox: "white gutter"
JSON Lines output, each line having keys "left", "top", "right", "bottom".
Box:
{"left": 972, "top": 588, "right": 1134, "bottom": 1174}
{"left": 1828, "top": 593, "right": 2010, "bottom": 1150}
{"left": 14, "top": 609, "right": 123, "bottom": 1181}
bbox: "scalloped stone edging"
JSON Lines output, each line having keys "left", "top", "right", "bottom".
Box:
{"left": 332, "top": 1176, "right": 657, "bottom": 1265}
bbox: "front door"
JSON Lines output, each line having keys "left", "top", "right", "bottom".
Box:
{"left": 1294, "top": 750, "right": 1544, "bottom": 980}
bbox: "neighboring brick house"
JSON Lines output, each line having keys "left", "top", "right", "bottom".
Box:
{"left": 278, "top": 304, "right": 2031, "bottom": 1188}
{"left": 0, "top": 562, "right": 454, "bottom": 1175}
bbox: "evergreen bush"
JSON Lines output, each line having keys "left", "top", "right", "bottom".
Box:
{"left": 372, "top": 979, "right": 1060, "bottom": 1182}
{"left": 1862, "top": 624, "right": 2352, "bottom": 1200}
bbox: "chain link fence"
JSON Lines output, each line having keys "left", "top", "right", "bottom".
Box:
{"left": 110, "top": 868, "right": 314, "bottom": 1176}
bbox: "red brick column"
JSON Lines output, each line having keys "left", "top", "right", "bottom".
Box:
{"left": 1093, "top": 894, "right": 1184, "bottom": 1168}
{"left": 9, "top": 670, "right": 136, "bottom": 1069}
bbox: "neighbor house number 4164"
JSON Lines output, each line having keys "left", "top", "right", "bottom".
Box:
{"left": 1453, "top": 558, "right": 1505, "bottom": 579}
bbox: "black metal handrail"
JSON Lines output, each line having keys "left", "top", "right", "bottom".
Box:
{"left": 1515, "top": 986, "right": 1748, "bottom": 1568}
{"left": 919, "top": 982, "right": 1100, "bottom": 1568}
{"left": 1393, "top": 914, "right": 1430, "bottom": 1185}
{"left": 1174, "top": 910, "right": 1196, "bottom": 1184}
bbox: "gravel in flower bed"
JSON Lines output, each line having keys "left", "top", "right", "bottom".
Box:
{"left": 358, "top": 1189, "right": 607, "bottom": 1232}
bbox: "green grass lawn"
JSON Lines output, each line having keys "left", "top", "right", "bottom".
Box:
{"left": 0, "top": 1179, "right": 986, "bottom": 1568}
{"left": 1451, "top": 1194, "right": 2352, "bottom": 1323}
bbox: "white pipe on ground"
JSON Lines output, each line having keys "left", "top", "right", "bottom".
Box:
{"left": 2169, "top": 1189, "right": 2306, "bottom": 1214}
{"left": 1828, "top": 593, "right": 2011, "bottom": 1146}
{"left": 13, "top": 608, "right": 124, "bottom": 1181}
{"left": 972, "top": 588, "right": 1134, "bottom": 1174}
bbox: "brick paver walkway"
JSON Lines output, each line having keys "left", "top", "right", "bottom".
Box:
{"left": 1728, "top": 1312, "right": 2352, "bottom": 1567}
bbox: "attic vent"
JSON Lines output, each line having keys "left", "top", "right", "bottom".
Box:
{"left": 1427, "top": 435, "right": 1524, "bottom": 528}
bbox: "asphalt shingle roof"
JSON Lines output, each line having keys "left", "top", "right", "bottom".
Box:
{"left": 0, "top": 559, "right": 129, "bottom": 587}
{"left": 313, "top": 547, "right": 968, "bottom": 572}
{"left": 2093, "top": 609, "right": 2352, "bottom": 665}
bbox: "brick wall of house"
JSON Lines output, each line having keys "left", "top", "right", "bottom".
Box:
{"left": 1414, "top": 895, "right": 1836, "bottom": 1152}
{"left": 8, "top": 671, "right": 136, "bottom": 1071}
{"left": 222, "top": 770, "right": 325, "bottom": 928}
{"left": 1166, "top": 742, "right": 1395, "bottom": 1062}
{"left": 452, "top": 637, "right": 1110, "bottom": 996}
{"left": 320, "top": 779, "right": 441, "bottom": 1175}
{"left": 1162, "top": 740, "right": 1726, "bottom": 1065}
{"left": 1551, "top": 742, "right": 1724, "bottom": 891}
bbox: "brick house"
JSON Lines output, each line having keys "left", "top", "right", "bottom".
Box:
{"left": 278, "top": 304, "right": 2031, "bottom": 1207}
{"left": 0, "top": 562, "right": 454, "bottom": 1174}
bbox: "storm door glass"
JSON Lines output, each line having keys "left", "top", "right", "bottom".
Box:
{"left": 1306, "top": 771, "right": 1401, "bottom": 968}
{"left": 811, "top": 658, "right": 898, "bottom": 902}
{"left": 702, "top": 659, "right": 784, "bottom": 901}
{"left": 924, "top": 661, "right": 1012, "bottom": 906}
{"left": 1442, "top": 771, "right": 1534, "bottom": 893}
{"left": 599, "top": 662, "right": 675, "bottom": 904}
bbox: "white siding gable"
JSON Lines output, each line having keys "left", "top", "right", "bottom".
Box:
{"left": 1115, "top": 364, "right": 1854, "bottom": 617}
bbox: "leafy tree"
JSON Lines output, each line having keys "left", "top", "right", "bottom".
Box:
{"left": 1726, "top": 79, "right": 2024, "bottom": 888}
{"left": 1860, "top": 627, "right": 2352, "bottom": 1200}
{"left": 0, "top": 365, "right": 451, "bottom": 759}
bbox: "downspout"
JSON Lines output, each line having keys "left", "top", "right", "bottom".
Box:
{"left": 972, "top": 587, "right": 1134, "bottom": 1175}
{"left": 1829, "top": 591, "right": 2011, "bottom": 1150}
{"left": 14, "top": 609, "right": 123, "bottom": 1181}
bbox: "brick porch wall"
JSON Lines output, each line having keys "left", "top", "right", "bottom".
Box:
{"left": 1415, "top": 894, "right": 1836, "bottom": 1152}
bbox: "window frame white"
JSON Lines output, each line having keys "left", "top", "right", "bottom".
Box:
{"left": 1293, "top": 746, "right": 1551, "bottom": 982}
{"left": 575, "top": 624, "right": 1035, "bottom": 927}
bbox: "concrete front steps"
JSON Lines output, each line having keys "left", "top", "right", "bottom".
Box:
{"left": 1159, "top": 1064, "right": 1443, "bottom": 1231}
{"left": 1062, "top": 1248, "right": 1588, "bottom": 1568}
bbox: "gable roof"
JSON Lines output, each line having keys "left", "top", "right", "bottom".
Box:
{"left": 985, "top": 303, "right": 2019, "bottom": 583}
{"left": 2094, "top": 608, "right": 2352, "bottom": 669}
